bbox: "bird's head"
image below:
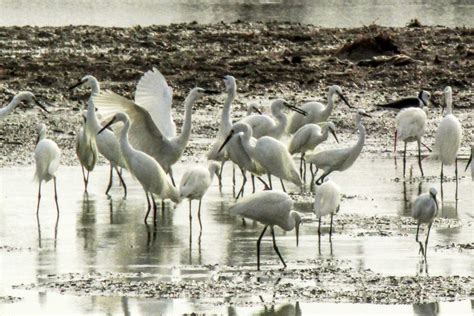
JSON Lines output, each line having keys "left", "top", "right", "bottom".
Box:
{"left": 218, "top": 122, "right": 251, "bottom": 153}
{"left": 291, "top": 211, "right": 302, "bottom": 247}
{"left": 418, "top": 90, "right": 431, "bottom": 108}
{"left": 187, "top": 87, "right": 220, "bottom": 102}
{"left": 272, "top": 99, "right": 307, "bottom": 116}
{"left": 354, "top": 109, "right": 371, "bottom": 125}
{"left": 329, "top": 85, "right": 353, "bottom": 108}
{"left": 14, "top": 91, "right": 50, "bottom": 113}
{"left": 97, "top": 112, "right": 129, "bottom": 134}
{"left": 223, "top": 75, "right": 236, "bottom": 93}
{"left": 247, "top": 103, "right": 262, "bottom": 115}
{"left": 208, "top": 161, "right": 221, "bottom": 176}
{"left": 326, "top": 121, "right": 339, "bottom": 143}
{"left": 429, "top": 187, "right": 439, "bottom": 211}
{"left": 35, "top": 123, "right": 47, "bottom": 145}
{"left": 68, "top": 75, "right": 98, "bottom": 91}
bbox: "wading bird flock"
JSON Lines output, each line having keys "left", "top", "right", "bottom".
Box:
{"left": 1, "top": 67, "right": 471, "bottom": 270}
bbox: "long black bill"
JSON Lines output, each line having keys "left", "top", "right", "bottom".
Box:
{"left": 330, "top": 129, "right": 339, "bottom": 143}
{"left": 218, "top": 130, "right": 234, "bottom": 153}
{"left": 33, "top": 97, "right": 49, "bottom": 113}
{"left": 336, "top": 91, "right": 353, "bottom": 108}
{"left": 465, "top": 153, "right": 472, "bottom": 172}
{"left": 203, "top": 89, "right": 220, "bottom": 95}
{"left": 295, "top": 223, "right": 300, "bottom": 247}
{"left": 252, "top": 106, "right": 262, "bottom": 115}
{"left": 283, "top": 102, "right": 307, "bottom": 116}
{"left": 360, "top": 112, "right": 372, "bottom": 118}
{"left": 68, "top": 80, "right": 85, "bottom": 91}
{"left": 98, "top": 116, "right": 116, "bottom": 134}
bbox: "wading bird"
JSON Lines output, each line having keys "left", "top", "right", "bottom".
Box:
{"left": 240, "top": 99, "right": 307, "bottom": 139}
{"left": 76, "top": 112, "right": 97, "bottom": 193}
{"left": 179, "top": 162, "right": 220, "bottom": 229}
{"left": 313, "top": 178, "right": 341, "bottom": 240}
{"left": 0, "top": 91, "right": 49, "bottom": 120}
{"left": 219, "top": 123, "right": 302, "bottom": 192}
{"left": 229, "top": 191, "right": 302, "bottom": 270}
{"left": 377, "top": 90, "right": 430, "bottom": 111}
{"left": 286, "top": 85, "right": 352, "bottom": 134}
{"left": 288, "top": 121, "right": 339, "bottom": 180}
{"left": 394, "top": 98, "right": 428, "bottom": 177}
{"left": 93, "top": 68, "right": 218, "bottom": 186}
{"left": 246, "top": 103, "right": 263, "bottom": 116}
{"left": 98, "top": 112, "right": 180, "bottom": 224}
{"left": 411, "top": 187, "right": 438, "bottom": 257}
{"left": 207, "top": 76, "right": 237, "bottom": 185}
{"left": 432, "top": 87, "right": 462, "bottom": 185}
{"left": 69, "top": 75, "right": 128, "bottom": 197}
{"left": 35, "top": 124, "right": 60, "bottom": 215}
{"left": 466, "top": 145, "right": 473, "bottom": 181}
{"left": 307, "top": 110, "right": 371, "bottom": 185}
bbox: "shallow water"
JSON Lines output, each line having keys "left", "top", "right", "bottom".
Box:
{"left": 0, "top": 157, "right": 473, "bottom": 314}
{"left": 1, "top": 0, "right": 473, "bottom": 27}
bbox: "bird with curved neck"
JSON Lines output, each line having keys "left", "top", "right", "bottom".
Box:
{"left": 219, "top": 122, "right": 301, "bottom": 192}
{"left": 287, "top": 85, "right": 352, "bottom": 134}
{"left": 99, "top": 112, "right": 180, "bottom": 224}
{"left": 240, "top": 99, "right": 307, "bottom": 139}
{"left": 432, "top": 86, "right": 463, "bottom": 187}
{"left": 69, "top": 75, "right": 128, "bottom": 197}
{"left": 307, "top": 110, "right": 371, "bottom": 185}
{"left": 289, "top": 121, "right": 339, "bottom": 180}
{"left": 0, "top": 91, "right": 48, "bottom": 120}
{"left": 76, "top": 111, "right": 98, "bottom": 193}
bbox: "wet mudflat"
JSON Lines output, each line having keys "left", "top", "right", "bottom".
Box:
{"left": 0, "top": 156, "right": 472, "bottom": 315}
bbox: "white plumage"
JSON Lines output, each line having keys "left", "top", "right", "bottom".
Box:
{"left": 229, "top": 191, "right": 302, "bottom": 270}
{"left": 179, "top": 162, "right": 220, "bottom": 229}
{"left": 75, "top": 112, "right": 97, "bottom": 192}
{"left": 411, "top": 187, "right": 438, "bottom": 257}
{"left": 314, "top": 178, "right": 341, "bottom": 238}
{"left": 0, "top": 91, "right": 48, "bottom": 120}
{"left": 286, "top": 85, "right": 352, "bottom": 134}
{"left": 306, "top": 110, "right": 370, "bottom": 184}
{"left": 99, "top": 112, "right": 180, "bottom": 224}
{"left": 34, "top": 124, "right": 61, "bottom": 215}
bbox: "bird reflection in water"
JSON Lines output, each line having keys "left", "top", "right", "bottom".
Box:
{"left": 413, "top": 301, "right": 439, "bottom": 316}
{"left": 36, "top": 210, "right": 59, "bottom": 249}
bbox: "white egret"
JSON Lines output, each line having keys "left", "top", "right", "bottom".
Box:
{"left": 35, "top": 124, "right": 61, "bottom": 215}
{"left": 288, "top": 121, "right": 339, "bottom": 180}
{"left": 75, "top": 112, "right": 97, "bottom": 193}
{"left": 179, "top": 162, "right": 220, "bottom": 229}
{"left": 98, "top": 112, "right": 180, "bottom": 224}
{"left": 286, "top": 85, "right": 352, "bottom": 134}
{"left": 313, "top": 178, "right": 341, "bottom": 239}
{"left": 207, "top": 75, "right": 237, "bottom": 185}
{"left": 432, "top": 86, "right": 463, "bottom": 184}
{"left": 306, "top": 110, "right": 371, "bottom": 185}
{"left": 69, "top": 75, "right": 128, "bottom": 197}
{"left": 465, "top": 145, "right": 473, "bottom": 181}
{"left": 377, "top": 90, "right": 430, "bottom": 111}
{"left": 92, "top": 68, "right": 218, "bottom": 186}
{"left": 219, "top": 122, "right": 302, "bottom": 192}
{"left": 246, "top": 103, "right": 263, "bottom": 116}
{"left": 395, "top": 99, "right": 428, "bottom": 177}
{"left": 0, "top": 91, "right": 49, "bottom": 120}
{"left": 229, "top": 191, "right": 302, "bottom": 270}
{"left": 411, "top": 187, "right": 438, "bottom": 257}
{"left": 240, "top": 99, "right": 307, "bottom": 139}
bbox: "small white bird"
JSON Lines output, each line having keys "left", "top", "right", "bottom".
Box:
{"left": 306, "top": 110, "right": 371, "bottom": 185}
{"left": 411, "top": 187, "right": 438, "bottom": 257}
{"left": 219, "top": 122, "right": 302, "bottom": 191}
{"left": 92, "top": 68, "right": 218, "bottom": 186}
{"left": 69, "top": 75, "right": 128, "bottom": 197}
{"left": 288, "top": 121, "right": 339, "bottom": 180}
{"left": 179, "top": 162, "right": 220, "bottom": 229}
{"left": 229, "top": 191, "right": 302, "bottom": 270}
{"left": 286, "top": 85, "right": 352, "bottom": 134}
{"left": 0, "top": 91, "right": 48, "bottom": 120}
{"left": 34, "top": 124, "right": 61, "bottom": 215}
{"left": 313, "top": 178, "right": 341, "bottom": 239}
{"left": 395, "top": 100, "right": 428, "bottom": 177}
{"left": 99, "top": 112, "right": 180, "bottom": 224}
{"left": 75, "top": 112, "right": 97, "bottom": 193}
{"left": 465, "top": 145, "right": 473, "bottom": 181}
{"left": 432, "top": 86, "right": 463, "bottom": 184}
{"left": 240, "top": 99, "right": 307, "bottom": 139}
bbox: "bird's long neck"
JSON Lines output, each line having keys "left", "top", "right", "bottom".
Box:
{"left": 85, "top": 79, "right": 102, "bottom": 135}
{"left": 208, "top": 166, "right": 217, "bottom": 182}
{"left": 354, "top": 122, "right": 366, "bottom": 151}
{"left": 0, "top": 98, "right": 20, "bottom": 118}
{"left": 273, "top": 109, "right": 287, "bottom": 138}
{"left": 240, "top": 129, "right": 256, "bottom": 157}
{"left": 220, "top": 88, "right": 235, "bottom": 134}
{"left": 176, "top": 94, "right": 196, "bottom": 147}
{"left": 321, "top": 91, "right": 335, "bottom": 119}
{"left": 445, "top": 93, "right": 453, "bottom": 115}
{"left": 119, "top": 120, "right": 133, "bottom": 159}
{"left": 321, "top": 125, "right": 330, "bottom": 141}
{"left": 89, "top": 79, "right": 101, "bottom": 97}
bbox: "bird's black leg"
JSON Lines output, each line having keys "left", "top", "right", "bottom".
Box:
{"left": 115, "top": 166, "right": 127, "bottom": 199}
{"left": 256, "top": 177, "right": 270, "bottom": 190}
{"left": 85, "top": 170, "right": 90, "bottom": 193}
{"left": 36, "top": 182, "right": 42, "bottom": 215}
{"left": 303, "top": 153, "right": 307, "bottom": 183}
{"left": 251, "top": 174, "right": 256, "bottom": 193}
{"left": 218, "top": 160, "right": 225, "bottom": 187}
{"left": 280, "top": 179, "right": 286, "bottom": 192}
{"left": 236, "top": 169, "right": 247, "bottom": 199}
{"left": 271, "top": 226, "right": 286, "bottom": 268}
{"left": 268, "top": 173, "right": 273, "bottom": 190}
{"left": 144, "top": 192, "right": 151, "bottom": 224}
{"left": 403, "top": 142, "right": 407, "bottom": 177}
{"left": 418, "top": 140, "right": 424, "bottom": 177}
{"left": 151, "top": 194, "right": 158, "bottom": 225}
{"left": 188, "top": 199, "right": 192, "bottom": 225}
{"left": 81, "top": 165, "right": 87, "bottom": 193}
{"left": 318, "top": 218, "right": 321, "bottom": 238}
{"left": 329, "top": 213, "right": 334, "bottom": 240}
{"left": 415, "top": 222, "right": 424, "bottom": 257}
{"left": 424, "top": 222, "right": 432, "bottom": 258}
{"left": 257, "top": 225, "right": 268, "bottom": 271}
{"left": 440, "top": 163, "right": 444, "bottom": 181}
{"left": 393, "top": 130, "right": 398, "bottom": 153}
{"left": 299, "top": 154, "right": 304, "bottom": 179}
{"left": 53, "top": 176, "right": 60, "bottom": 215}
{"left": 198, "top": 199, "right": 202, "bottom": 230}
{"left": 105, "top": 164, "right": 113, "bottom": 196}
{"left": 455, "top": 158, "right": 459, "bottom": 200}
